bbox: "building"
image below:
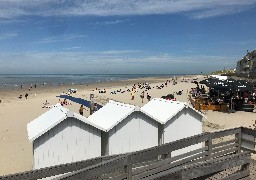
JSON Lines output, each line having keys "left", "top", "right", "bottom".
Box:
{"left": 141, "top": 98, "right": 205, "bottom": 156}
{"left": 236, "top": 49, "right": 256, "bottom": 77}
{"left": 87, "top": 100, "right": 159, "bottom": 155}
{"left": 27, "top": 104, "right": 104, "bottom": 169}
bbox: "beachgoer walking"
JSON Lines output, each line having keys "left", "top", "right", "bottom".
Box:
{"left": 140, "top": 91, "right": 145, "bottom": 103}
{"left": 131, "top": 89, "right": 135, "bottom": 100}
{"left": 147, "top": 93, "right": 151, "bottom": 101}
{"left": 25, "top": 93, "right": 28, "bottom": 99}
{"left": 79, "top": 105, "right": 85, "bottom": 116}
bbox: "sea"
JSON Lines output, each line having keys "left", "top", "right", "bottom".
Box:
{"left": 0, "top": 74, "right": 189, "bottom": 89}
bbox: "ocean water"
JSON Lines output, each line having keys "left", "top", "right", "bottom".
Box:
{"left": 0, "top": 74, "right": 184, "bottom": 89}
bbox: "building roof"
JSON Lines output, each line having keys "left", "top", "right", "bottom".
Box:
{"left": 141, "top": 98, "right": 205, "bottom": 124}
{"left": 88, "top": 100, "right": 137, "bottom": 132}
{"left": 27, "top": 104, "right": 104, "bottom": 142}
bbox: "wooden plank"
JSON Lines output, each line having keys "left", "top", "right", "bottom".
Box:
{"left": 182, "top": 153, "right": 251, "bottom": 179}
{"left": 241, "top": 147, "right": 256, "bottom": 154}
{"left": 101, "top": 172, "right": 127, "bottom": 180}
{"left": 212, "top": 139, "right": 237, "bottom": 148}
{"left": 242, "top": 138, "right": 256, "bottom": 145}
{"left": 221, "top": 169, "right": 250, "bottom": 180}
{"left": 125, "top": 155, "right": 132, "bottom": 180}
{"left": 212, "top": 143, "right": 238, "bottom": 153}
{"left": 242, "top": 133, "right": 255, "bottom": 141}
{"left": 170, "top": 146, "right": 207, "bottom": 161}
{"left": 156, "top": 172, "right": 182, "bottom": 180}
{"left": 100, "top": 168, "right": 126, "bottom": 179}
{"left": 236, "top": 129, "right": 242, "bottom": 153}
{"left": 0, "top": 154, "right": 121, "bottom": 180}
{"left": 212, "top": 147, "right": 238, "bottom": 159}
{"left": 205, "top": 138, "right": 212, "bottom": 160}
{"left": 58, "top": 155, "right": 127, "bottom": 180}
{"left": 132, "top": 159, "right": 160, "bottom": 169}
{"left": 108, "top": 173, "right": 127, "bottom": 180}
{"left": 209, "top": 128, "right": 240, "bottom": 139}
{"left": 132, "top": 152, "right": 208, "bottom": 179}
{"left": 241, "top": 127, "right": 256, "bottom": 137}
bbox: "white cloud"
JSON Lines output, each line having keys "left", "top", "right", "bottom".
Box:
{"left": 40, "top": 34, "right": 87, "bottom": 43}
{"left": 0, "top": 51, "right": 236, "bottom": 74}
{"left": 95, "top": 19, "right": 129, "bottom": 25}
{"left": 0, "top": 0, "right": 255, "bottom": 19}
{"left": 0, "top": 33, "right": 18, "bottom": 40}
{"left": 64, "top": 47, "right": 82, "bottom": 50}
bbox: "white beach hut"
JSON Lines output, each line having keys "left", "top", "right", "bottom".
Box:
{"left": 88, "top": 100, "right": 159, "bottom": 155}
{"left": 27, "top": 104, "right": 104, "bottom": 169}
{"left": 141, "top": 98, "right": 205, "bottom": 156}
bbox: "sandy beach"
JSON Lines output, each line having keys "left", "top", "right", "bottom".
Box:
{"left": 0, "top": 74, "right": 255, "bottom": 176}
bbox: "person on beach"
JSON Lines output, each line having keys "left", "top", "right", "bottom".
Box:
{"left": 93, "top": 103, "right": 98, "bottom": 113}
{"left": 140, "top": 91, "right": 145, "bottom": 103}
{"left": 131, "top": 89, "right": 135, "bottom": 100}
{"left": 25, "top": 93, "right": 28, "bottom": 99}
{"left": 79, "top": 105, "right": 85, "bottom": 116}
{"left": 43, "top": 100, "right": 49, "bottom": 105}
{"left": 147, "top": 93, "right": 151, "bottom": 101}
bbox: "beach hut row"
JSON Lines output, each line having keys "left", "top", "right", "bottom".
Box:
{"left": 27, "top": 98, "right": 205, "bottom": 169}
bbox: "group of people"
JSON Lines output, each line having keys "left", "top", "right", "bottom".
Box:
{"left": 18, "top": 93, "right": 29, "bottom": 99}
{"left": 59, "top": 99, "right": 72, "bottom": 106}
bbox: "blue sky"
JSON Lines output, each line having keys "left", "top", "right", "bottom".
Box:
{"left": 0, "top": 0, "right": 256, "bottom": 74}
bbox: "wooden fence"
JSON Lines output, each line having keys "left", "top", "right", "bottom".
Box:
{"left": 1, "top": 127, "right": 256, "bottom": 180}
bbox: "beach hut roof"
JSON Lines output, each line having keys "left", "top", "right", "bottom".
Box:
{"left": 141, "top": 98, "right": 205, "bottom": 124}
{"left": 88, "top": 100, "right": 138, "bottom": 132}
{"left": 27, "top": 104, "right": 104, "bottom": 142}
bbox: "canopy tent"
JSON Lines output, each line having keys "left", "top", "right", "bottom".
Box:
{"left": 200, "top": 78, "right": 254, "bottom": 92}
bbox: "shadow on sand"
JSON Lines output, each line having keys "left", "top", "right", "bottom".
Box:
{"left": 57, "top": 95, "right": 103, "bottom": 109}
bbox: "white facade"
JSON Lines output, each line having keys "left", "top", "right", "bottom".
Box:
{"left": 88, "top": 100, "right": 159, "bottom": 155}
{"left": 27, "top": 105, "right": 103, "bottom": 169}
{"left": 141, "top": 98, "right": 205, "bottom": 156}
{"left": 107, "top": 111, "right": 158, "bottom": 155}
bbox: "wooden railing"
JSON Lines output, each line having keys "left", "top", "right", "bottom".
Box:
{"left": 1, "top": 127, "right": 255, "bottom": 180}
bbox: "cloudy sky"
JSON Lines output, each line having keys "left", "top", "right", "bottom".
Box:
{"left": 0, "top": 0, "right": 256, "bottom": 74}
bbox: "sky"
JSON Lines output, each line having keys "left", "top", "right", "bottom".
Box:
{"left": 0, "top": 0, "right": 256, "bottom": 74}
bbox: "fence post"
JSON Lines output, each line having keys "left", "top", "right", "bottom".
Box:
{"left": 125, "top": 155, "right": 132, "bottom": 180}
{"left": 205, "top": 137, "right": 212, "bottom": 159}
{"left": 236, "top": 128, "right": 242, "bottom": 153}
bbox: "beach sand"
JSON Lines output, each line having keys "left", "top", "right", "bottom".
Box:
{"left": 0, "top": 75, "right": 255, "bottom": 175}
